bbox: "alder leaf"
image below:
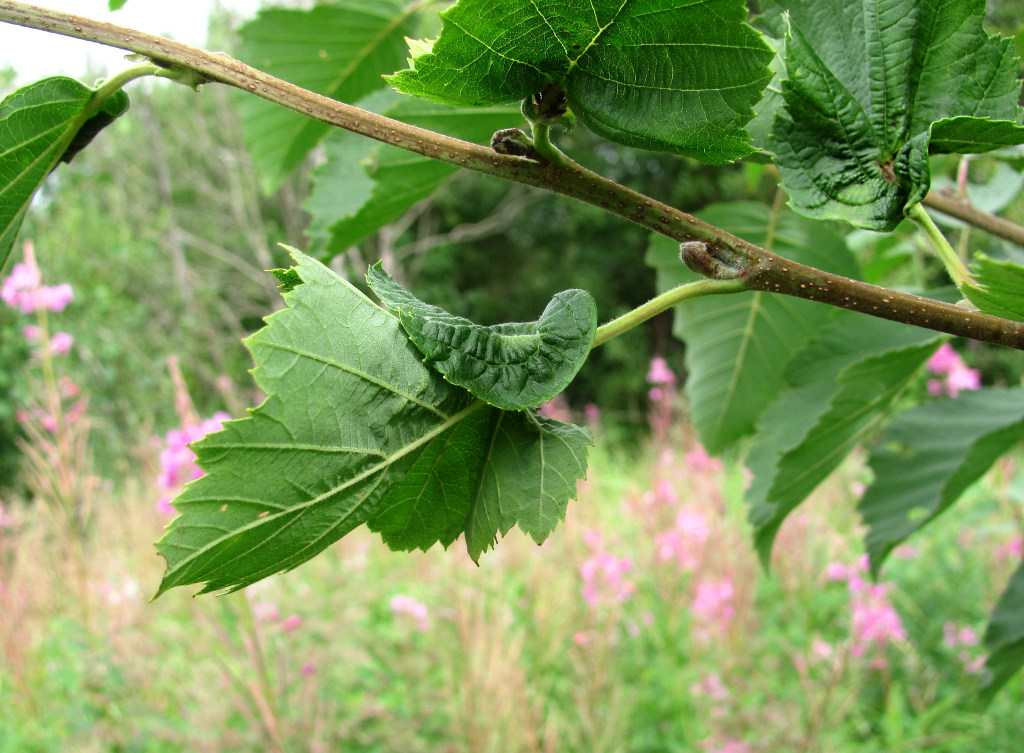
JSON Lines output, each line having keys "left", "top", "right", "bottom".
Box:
{"left": 981, "top": 561, "right": 1024, "bottom": 706}
{"left": 305, "top": 96, "right": 520, "bottom": 255}
{"left": 963, "top": 254, "right": 1024, "bottom": 322}
{"left": 463, "top": 410, "right": 591, "bottom": 562}
{"left": 367, "top": 264, "right": 597, "bottom": 411}
{"left": 646, "top": 202, "right": 858, "bottom": 454}
{"left": 745, "top": 310, "right": 945, "bottom": 565}
{"left": 156, "top": 249, "right": 589, "bottom": 595}
{"left": 860, "top": 387, "right": 1024, "bottom": 575}
{"left": 236, "top": 1, "right": 417, "bottom": 194}
{"left": 387, "top": 0, "right": 774, "bottom": 163}
{"left": 771, "top": 0, "right": 1024, "bottom": 231}
{"left": 0, "top": 77, "right": 129, "bottom": 270}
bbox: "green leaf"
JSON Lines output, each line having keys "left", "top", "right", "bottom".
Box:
{"left": 745, "top": 311, "right": 944, "bottom": 564}
{"left": 860, "top": 387, "right": 1024, "bottom": 575}
{"left": 236, "top": 1, "right": 418, "bottom": 194}
{"left": 108, "top": 0, "right": 129, "bottom": 9}
{"left": 0, "top": 77, "right": 129, "bottom": 270}
{"left": 156, "top": 249, "right": 589, "bottom": 595}
{"left": 963, "top": 254, "right": 1024, "bottom": 322}
{"left": 305, "top": 96, "right": 520, "bottom": 255}
{"left": 771, "top": 0, "right": 1024, "bottom": 231}
{"left": 981, "top": 560, "right": 1024, "bottom": 705}
{"left": 367, "top": 264, "right": 597, "bottom": 410}
{"left": 463, "top": 411, "right": 591, "bottom": 562}
{"left": 645, "top": 202, "right": 859, "bottom": 454}
{"left": 388, "top": 0, "right": 774, "bottom": 163}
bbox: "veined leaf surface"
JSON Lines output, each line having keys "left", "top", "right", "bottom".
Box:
{"left": 771, "top": 0, "right": 1024, "bottom": 231}
{"left": 963, "top": 254, "right": 1024, "bottom": 322}
{"left": 368, "top": 264, "right": 597, "bottom": 411}
{"left": 388, "top": 0, "right": 774, "bottom": 163}
{"left": 236, "top": 1, "right": 417, "bottom": 194}
{"left": 0, "top": 77, "right": 129, "bottom": 270}
{"left": 156, "top": 249, "right": 589, "bottom": 594}
{"left": 860, "top": 387, "right": 1024, "bottom": 574}
{"left": 745, "top": 310, "right": 944, "bottom": 564}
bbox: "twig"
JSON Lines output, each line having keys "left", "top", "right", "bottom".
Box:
{"left": 1, "top": 2, "right": 1023, "bottom": 349}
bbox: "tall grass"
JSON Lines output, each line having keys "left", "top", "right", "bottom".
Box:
{"left": 2, "top": 407, "right": 1022, "bottom": 751}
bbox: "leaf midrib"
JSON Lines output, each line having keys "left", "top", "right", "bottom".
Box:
{"left": 162, "top": 399, "right": 487, "bottom": 588}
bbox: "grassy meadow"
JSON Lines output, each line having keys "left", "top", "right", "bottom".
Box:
{"left": 1, "top": 405, "right": 1022, "bottom": 752}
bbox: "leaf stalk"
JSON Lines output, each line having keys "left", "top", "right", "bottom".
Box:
{"left": 592, "top": 277, "right": 745, "bottom": 348}
{"left": 907, "top": 203, "right": 974, "bottom": 290}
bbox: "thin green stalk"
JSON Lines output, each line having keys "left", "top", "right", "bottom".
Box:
{"left": 907, "top": 203, "right": 973, "bottom": 290}
{"left": 529, "top": 122, "right": 569, "bottom": 166}
{"left": 592, "top": 278, "right": 745, "bottom": 348}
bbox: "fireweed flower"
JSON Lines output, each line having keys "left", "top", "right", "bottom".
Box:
{"left": 47, "top": 332, "right": 74, "bottom": 356}
{"left": 827, "top": 556, "right": 906, "bottom": 666}
{"left": 390, "top": 594, "right": 430, "bottom": 631}
{"left": 926, "top": 343, "right": 981, "bottom": 398}
{"left": 691, "top": 578, "right": 735, "bottom": 628}
{"left": 0, "top": 245, "right": 74, "bottom": 314}
{"left": 655, "top": 506, "right": 710, "bottom": 571}
{"left": 580, "top": 550, "right": 635, "bottom": 608}
{"left": 156, "top": 411, "right": 231, "bottom": 512}
{"left": 647, "top": 356, "right": 677, "bottom": 386}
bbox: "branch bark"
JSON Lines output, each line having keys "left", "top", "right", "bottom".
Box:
{"left": 923, "top": 191, "right": 1024, "bottom": 249}
{"left": 1, "top": 1, "right": 1023, "bottom": 349}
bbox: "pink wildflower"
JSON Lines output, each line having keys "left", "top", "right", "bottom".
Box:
{"left": 35, "top": 283, "right": 73, "bottom": 312}
{"left": 157, "top": 412, "right": 231, "bottom": 491}
{"left": 301, "top": 663, "right": 317, "bottom": 677}
{"left": 573, "top": 631, "right": 592, "bottom": 646}
{"left": 826, "top": 562, "right": 850, "bottom": 581}
{"left": 690, "top": 672, "right": 730, "bottom": 701}
{"left": 252, "top": 601, "right": 280, "bottom": 623}
{"left": 580, "top": 551, "right": 635, "bottom": 608}
{"left": 927, "top": 343, "right": 962, "bottom": 374}
{"left": 281, "top": 615, "right": 303, "bottom": 632}
{"left": 946, "top": 366, "right": 981, "bottom": 396}
{"left": 1, "top": 247, "right": 74, "bottom": 314}
{"left": 692, "top": 578, "right": 735, "bottom": 626}
{"left": 47, "top": 332, "right": 73, "bottom": 356}
{"left": 653, "top": 479, "right": 678, "bottom": 506}
{"left": 22, "top": 324, "right": 40, "bottom": 341}
{"left": 647, "top": 356, "right": 677, "bottom": 385}
{"left": 849, "top": 582, "right": 906, "bottom": 659}
{"left": 998, "top": 535, "right": 1023, "bottom": 560}
{"left": 537, "top": 394, "right": 572, "bottom": 422}
{"left": 686, "top": 444, "right": 723, "bottom": 472}
{"left": 0, "top": 501, "right": 12, "bottom": 529}
{"left": 583, "top": 402, "right": 601, "bottom": 426}
{"left": 390, "top": 594, "right": 430, "bottom": 631}
{"left": 154, "top": 497, "right": 176, "bottom": 515}
{"left": 1, "top": 260, "right": 41, "bottom": 313}
{"left": 657, "top": 507, "right": 711, "bottom": 571}
{"left": 926, "top": 343, "right": 981, "bottom": 398}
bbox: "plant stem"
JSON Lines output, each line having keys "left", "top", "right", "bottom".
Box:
{"left": 592, "top": 279, "right": 745, "bottom": 348}
{"left": 907, "top": 203, "right": 973, "bottom": 289}
{"left": 529, "top": 122, "right": 568, "bottom": 166}
{"left": 1, "top": 2, "right": 1023, "bottom": 349}
{"left": 923, "top": 190, "right": 1024, "bottom": 248}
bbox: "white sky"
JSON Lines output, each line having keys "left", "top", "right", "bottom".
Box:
{"left": 0, "top": 1, "right": 263, "bottom": 85}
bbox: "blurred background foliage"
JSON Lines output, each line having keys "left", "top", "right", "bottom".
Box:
{"left": 1, "top": 0, "right": 1023, "bottom": 488}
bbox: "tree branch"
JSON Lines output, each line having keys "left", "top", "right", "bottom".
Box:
{"left": 923, "top": 190, "right": 1024, "bottom": 249}
{"left": 1, "top": 1, "right": 1023, "bottom": 349}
